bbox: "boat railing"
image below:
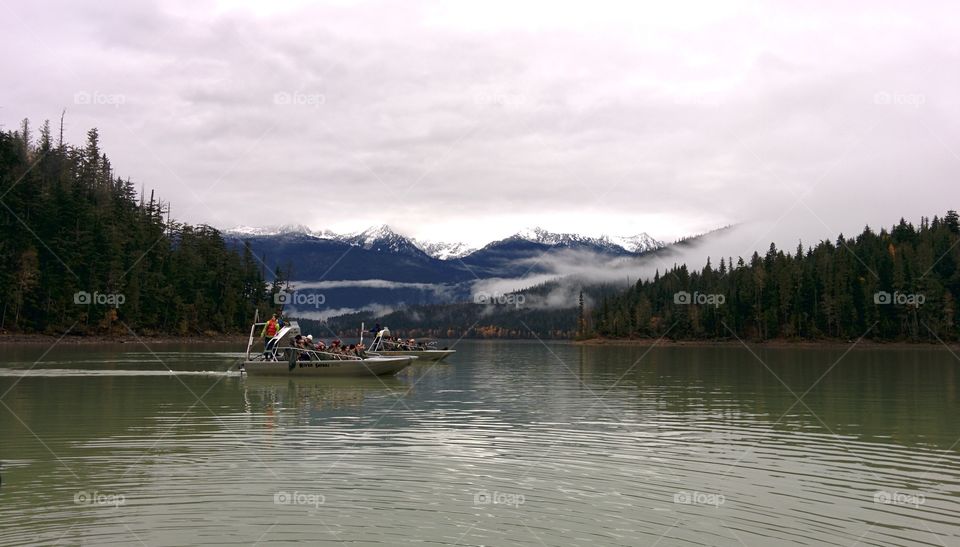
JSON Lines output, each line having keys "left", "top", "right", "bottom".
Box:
{"left": 245, "top": 309, "right": 262, "bottom": 360}
{"left": 379, "top": 340, "right": 433, "bottom": 351}
{"left": 368, "top": 329, "right": 434, "bottom": 352}
{"left": 284, "top": 347, "right": 365, "bottom": 361}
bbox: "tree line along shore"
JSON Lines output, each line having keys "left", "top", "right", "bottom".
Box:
{"left": 582, "top": 213, "right": 959, "bottom": 344}
{"left": 2, "top": 119, "right": 957, "bottom": 345}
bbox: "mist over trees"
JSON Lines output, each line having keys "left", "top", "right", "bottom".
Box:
{"left": 0, "top": 118, "right": 271, "bottom": 335}
{"left": 319, "top": 280, "right": 601, "bottom": 340}
{"left": 589, "top": 214, "right": 960, "bottom": 342}
{"left": 309, "top": 216, "right": 960, "bottom": 345}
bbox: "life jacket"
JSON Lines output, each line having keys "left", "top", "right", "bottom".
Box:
{"left": 265, "top": 319, "right": 278, "bottom": 337}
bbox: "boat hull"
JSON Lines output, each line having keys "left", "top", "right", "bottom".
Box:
{"left": 240, "top": 356, "right": 414, "bottom": 377}
{"left": 375, "top": 350, "right": 455, "bottom": 362}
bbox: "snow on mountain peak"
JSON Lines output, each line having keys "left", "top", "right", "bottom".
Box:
{"left": 609, "top": 232, "right": 662, "bottom": 253}
{"left": 342, "top": 225, "right": 429, "bottom": 257}
{"left": 225, "top": 224, "right": 334, "bottom": 238}
{"left": 515, "top": 226, "right": 584, "bottom": 245}
{"left": 413, "top": 239, "right": 477, "bottom": 260}
{"left": 350, "top": 224, "right": 400, "bottom": 248}
{"left": 513, "top": 226, "right": 663, "bottom": 253}
{"left": 225, "top": 223, "right": 663, "bottom": 257}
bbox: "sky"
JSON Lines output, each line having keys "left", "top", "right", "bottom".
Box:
{"left": 2, "top": 0, "right": 958, "bottom": 250}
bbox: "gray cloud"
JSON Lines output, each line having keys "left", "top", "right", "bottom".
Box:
{"left": 3, "top": 0, "right": 958, "bottom": 250}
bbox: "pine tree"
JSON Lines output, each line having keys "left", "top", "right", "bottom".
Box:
{"left": 0, "top": 119, "right": 271, "bottom": 335}
{"left": 590, "top": 214, "right": 960, "bottom": 343}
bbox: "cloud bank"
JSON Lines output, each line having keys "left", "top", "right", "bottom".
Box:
{"left": 3, "top": 0, "right": 957, "bottom": 249}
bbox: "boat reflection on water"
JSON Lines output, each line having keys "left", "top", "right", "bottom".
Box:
{"left": 240, "top": 375, "right": 410, "bottom": 416}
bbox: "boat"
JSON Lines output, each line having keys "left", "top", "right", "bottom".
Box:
{"left": 366, "top": 327, "right": 456, "bottom": 362}
{"left": 238, "top": 314, "right": 414, "bottom": 377}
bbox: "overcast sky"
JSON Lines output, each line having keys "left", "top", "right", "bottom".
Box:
{"left": 3, "top": 0, "right": 958, "bottom": 249}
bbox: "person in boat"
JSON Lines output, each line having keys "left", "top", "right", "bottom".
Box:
{"left": 290, "top": 334, "right": 301, "bottom": 362}
{"left": 314, "top": 339, "right": 326, "bottom": 352}
{"left": 356, "top": 342, "right": 367, "bottom": 358}
{"left": 261, "top": 314, "right": 280, "bottom": 352}
{"left": 292, "top": 335, "right": 312, "bottom": 360}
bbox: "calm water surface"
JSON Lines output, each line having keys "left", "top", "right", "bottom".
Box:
{"left": 1, "top": 340, "right": 958, "bottom": 546}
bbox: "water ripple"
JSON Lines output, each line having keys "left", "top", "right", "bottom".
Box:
{"left": 1, "top": 341, "right": 959, "bottom": 546}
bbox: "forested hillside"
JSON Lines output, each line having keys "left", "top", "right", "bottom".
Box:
{"left": 590, "top": 214, "right": 960, "bottom": 342}
{"left": 0, "top": 118, "right": 270, "bottom": 335}
{"left": 317, "top": 280, "right": 620, "bottom": 340}
{"left": 321, "top": 301, "right": 577, "bottom": 340}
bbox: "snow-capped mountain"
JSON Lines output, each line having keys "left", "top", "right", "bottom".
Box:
{"left": 342, "top": 225, "right": 426, "bottom": 257}
{"left": 512, "top": 227, "right": 663, "bottom": 254}
{"left": 226, "top": 224, "right": 337, "bottom": 239}
{"left": 220, "top": 222, "right": 685, "bottom": 313}
{"left": 223, "top": 224, "right": 662, "bottom": 259}
{"left": 412, "top": 239, "right": 477, "bottom": 260}
{"left": 609, "top": 233, "right": 662, "bottom": 253}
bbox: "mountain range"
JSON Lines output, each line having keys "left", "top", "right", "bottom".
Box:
{"left": 222, "top": 224, "right": 665, "bottom": 316}
{"left": 225, "top": 224, "right": 662, "bottom": 260}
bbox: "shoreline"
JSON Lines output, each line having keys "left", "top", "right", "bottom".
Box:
{"left": 3, "top": 333, "right": 958, "bottom": 351}
{"left": 0, "top": 333, "right": 249, "bottom": 345}
{"left": 575, "top": 337, "right": 960, "bottom": 351}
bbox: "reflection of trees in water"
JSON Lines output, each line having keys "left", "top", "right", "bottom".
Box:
{"left": 575, "top": 345, "right": 960, "bottom": 449}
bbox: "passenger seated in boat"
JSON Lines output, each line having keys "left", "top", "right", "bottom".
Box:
{"left": 287, "top": 335, "right": 300, "bottom": 362}
{"left": 291, "top": 335, "right": 310, "bottom": 360}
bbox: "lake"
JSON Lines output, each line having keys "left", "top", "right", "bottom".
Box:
{"left": 1, "top": 340, "right": 958, "bottom": 546}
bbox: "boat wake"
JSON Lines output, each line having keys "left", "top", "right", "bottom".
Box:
{"left": 0, "top": 368, "right": 240, "bottom": 377}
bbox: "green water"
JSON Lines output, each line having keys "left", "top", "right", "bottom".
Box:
{"left": 1, "top": 340, "right": 958, "bottom": 546}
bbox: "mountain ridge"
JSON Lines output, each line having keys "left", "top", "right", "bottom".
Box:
{"left": 223, "top": 224, "right": 664, "bottom": 260}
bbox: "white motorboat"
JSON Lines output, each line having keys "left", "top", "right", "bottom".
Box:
{"left": 239, "top": 314, "right": 414, "bottom": 377}
{"left": 366, "top": 327, "right": 456, "bottom": 362}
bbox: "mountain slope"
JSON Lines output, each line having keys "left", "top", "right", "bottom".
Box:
{"left": 458, "top": 227, "right": 663, "bottom": 278}
{"left": 222, "top": 224, "right": 670, "bottom": 313}
{"left": 514, "top": 227, "right": 662, "bottom": 253}
{"left": 343, "top": 225, "right": 431, "bottom": 258}
{"left": 223, "top": 230, "right": 470, "bottom": 283}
